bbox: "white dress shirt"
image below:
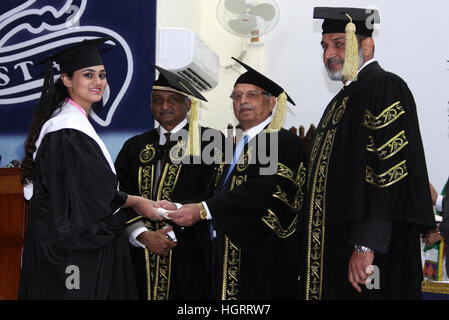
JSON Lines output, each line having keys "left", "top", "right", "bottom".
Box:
{"left": 201, "top": 115, "right": 274, "bottom": 240}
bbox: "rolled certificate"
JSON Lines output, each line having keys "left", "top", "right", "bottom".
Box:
{"left": 157, "top": 207, "right": 171, "bottom": 219}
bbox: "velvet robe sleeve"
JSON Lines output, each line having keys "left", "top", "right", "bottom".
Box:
{"left": 36, "top": 129, "right": 127, "bottom": 252}
{"left": 115, "top": 136, "right": 143, "bottom": 226}
{"left": 348, "top": 72, "right": 435, "bottom": 252}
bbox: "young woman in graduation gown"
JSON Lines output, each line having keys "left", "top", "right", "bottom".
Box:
{"left": 18, "top": 38, "right": 162, "bottom": 299}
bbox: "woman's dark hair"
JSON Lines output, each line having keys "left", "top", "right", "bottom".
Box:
{"left": 20, "top": 72, "right": 72, "bottom": 185}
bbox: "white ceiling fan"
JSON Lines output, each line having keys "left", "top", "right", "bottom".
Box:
{"left": 216, "top": 0, "right": 280, "bottom": 42}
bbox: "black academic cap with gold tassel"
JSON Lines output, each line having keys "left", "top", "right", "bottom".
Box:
{"left": 313, "top": 7, "right": 380, "bottom": 82}
{"left": 231, "top": 57, "right": 295, "bottom": 131}
{"left": 151, "top": 64, "right": 207, "bottom": 157}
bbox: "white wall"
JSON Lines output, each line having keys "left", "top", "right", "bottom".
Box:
{"left": 156, "top": 0, "right": 449, "bottom": 190}
{"left": 156, "top": 0, "right": 268, "bottom": 133}
{"left": 265, "top": 0, "right": 449, "bottom": 191}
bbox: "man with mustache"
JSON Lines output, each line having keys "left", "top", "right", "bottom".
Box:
{"left": 301, "top": 7, "right": 435, "bottom": 300}
{"left": 114, "top": 65, "right": 223, "bottom": 300}
{"left": 164, "top": 57, "right": 308, "bottom": 299}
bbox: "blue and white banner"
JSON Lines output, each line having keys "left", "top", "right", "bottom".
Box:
{"left": 0, "top": 0, "right": 157, "bottom": 166}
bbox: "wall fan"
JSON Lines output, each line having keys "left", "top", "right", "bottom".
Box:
{"left": 216, "top": 0, "right": 280, "bottom": 42}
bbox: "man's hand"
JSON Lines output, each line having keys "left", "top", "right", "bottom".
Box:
{"left": 430, "top": 183, "right": 438, "bottom": 205}
{"left": 137, "top": 228, "right": 177, "bottom": 255}
{"left": 348, "top": 251, "right": 375, "bottom": 293}
{"left": 126, "top": 196, "right": 163, "bottom": 221}
{"left": 166, "top": 203, "right": 201, "bottom": 227}
{"left": 422, "top": 228, "right": 442, "bottom": 247}
{"left": 158, "top": 200, "right": 177, "bottom": 210}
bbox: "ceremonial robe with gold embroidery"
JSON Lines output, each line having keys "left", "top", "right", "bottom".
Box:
{"left": 115, "top": 125, "right": 221, "bottom": 300}
{"left": 302, "top": 61, "right": 435, "bottom": 300}
{"left": 205, "top": 128, "right": 307, "bottom": 300}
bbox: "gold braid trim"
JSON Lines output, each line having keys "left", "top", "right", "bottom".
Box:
{"left": 126, "top": 215, "right": 143, "bottom": 225}
{"left": 261, "top": 209, "right": 298, "bottom": 239}
{"left": 214, "top": 162, "right": 226, "bottom": 187}
{"left": 366, "top": 130, "right": 408, "bottom": 160}
{"left": 222, "top": 236, "right": 240, "bottom": 300}
{"left": 144, "top": 249, "right": 151, "bottom": 300}
{"left": 365, "top": 160, "right": 408, "bottom": 188}
{"left": 306, "top": 128, "right": 337, "bottom": 300}
{"left": 273, "top": 185, "right": 293, "bottom": 209}
{"left": 142, "top": 163, "right": 182, "bottom": 300}
{"left": 321, "top": 102, "right": 336, "bottom": 129}
{"left": 308, "top": 132, "right": 324, "bottom": 188}
{"left": 276, "top": 163, "right": 296, "bottom": 185}
{"left": 294, "top": 162, "right": 306, "bottom": 212}
{"left": 363, "top": 101, "right": 405, "bottom": 130}
{"left": 273, "top": 162, "right": 306, "bottom": 212}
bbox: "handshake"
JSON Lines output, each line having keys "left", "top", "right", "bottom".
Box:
{"left": 130, "top": 197, "right": 205, "bottom": 227}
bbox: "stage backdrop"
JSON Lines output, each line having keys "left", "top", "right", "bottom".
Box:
{"left": 0, "top": 0, "right": 156, "bottom": 167}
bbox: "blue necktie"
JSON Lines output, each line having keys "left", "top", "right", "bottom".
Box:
{"left": 223, "top": 134, "right": 249, "bottom": 184}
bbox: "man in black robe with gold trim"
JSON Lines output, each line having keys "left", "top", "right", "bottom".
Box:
{"left": 301, "top": 7, "right": 435, "bottom": 300}
{"left": 115, "top": 65, "right": 223, "bottom": 300}
{"left": 166, "top": 58, "right": 308, "bottom": 300}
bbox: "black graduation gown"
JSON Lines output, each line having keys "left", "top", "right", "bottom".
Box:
{"left": 301, "top": 61, "right": 435, "bottom": 300}
{"left": 18, "top": 129, "right": 137, "bottom": 300}
{"left": 114, "top": 125, "right": 222, "bottom": 300}
{"left": 205, "top": 128, "right": 307, "bottom": 300}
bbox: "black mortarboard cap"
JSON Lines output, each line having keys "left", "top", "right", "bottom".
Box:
{"left": 152, "top": 64, "right": 207, "bottom": 102}
{"left": 313, "top": 7, "right": 380, "bottom": 37}
{"left": 33, "top": 37, "right": 111, "bottom": 121}
{"left": 232, "top": 57, "right": 295, "bottom": 106}
{"left": 38, "top": 37, "right": 110, "bottom": 74}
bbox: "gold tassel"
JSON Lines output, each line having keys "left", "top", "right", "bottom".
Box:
{"left": 187, "top": 98, "right": 200, "bottom": 157}
{"left": 342, "top": 14, "right": 359, "bottom": 82}
{"left": 267, "top": 91, "right": 287, "bottom": 132}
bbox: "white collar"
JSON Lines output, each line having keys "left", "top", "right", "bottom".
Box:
{"left": 240, "top": 115, "right": 273, "bottom": 142}
{"left": 344, "top": 58, "right": 377, "bottom": 86}
{"left": 158, "top": 118, "right": 187, "bottom": 144}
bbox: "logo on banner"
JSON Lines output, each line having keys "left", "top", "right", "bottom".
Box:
{"left": 0, "top": 0, "right": 134, "bottom": 126}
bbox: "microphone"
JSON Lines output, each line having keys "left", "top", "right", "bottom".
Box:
{"left": 7, "top": 159, "right": 21, "bottom": 168}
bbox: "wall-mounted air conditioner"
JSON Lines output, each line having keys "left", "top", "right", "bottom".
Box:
{"left": 157, "top": 27, "right": 219, "bottom": 92}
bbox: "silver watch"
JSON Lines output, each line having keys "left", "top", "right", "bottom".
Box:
{"left": 354, "top": 245, "right": 374, "bottom": 253}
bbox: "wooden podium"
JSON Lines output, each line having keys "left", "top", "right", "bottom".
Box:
{"left": 0, "top": 168, "right": 28, "bottom": 300}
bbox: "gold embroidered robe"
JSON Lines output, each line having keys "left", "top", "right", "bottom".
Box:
{"left": 302, "top": 61, "right": 435, "bottom": 300}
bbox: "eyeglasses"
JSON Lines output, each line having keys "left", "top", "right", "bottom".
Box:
{"left": 230, "top": 90, "right": 271, "bottom": 101}
{"left": 151, "top": 94, "right": 186, "bottom": 106}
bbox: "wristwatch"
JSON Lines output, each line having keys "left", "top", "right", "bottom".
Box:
{"left": 354, "top": 245, "right": 374, "bottom": 253}
{"left": 197, "top": 203, "right": 208, "bottom": 220}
